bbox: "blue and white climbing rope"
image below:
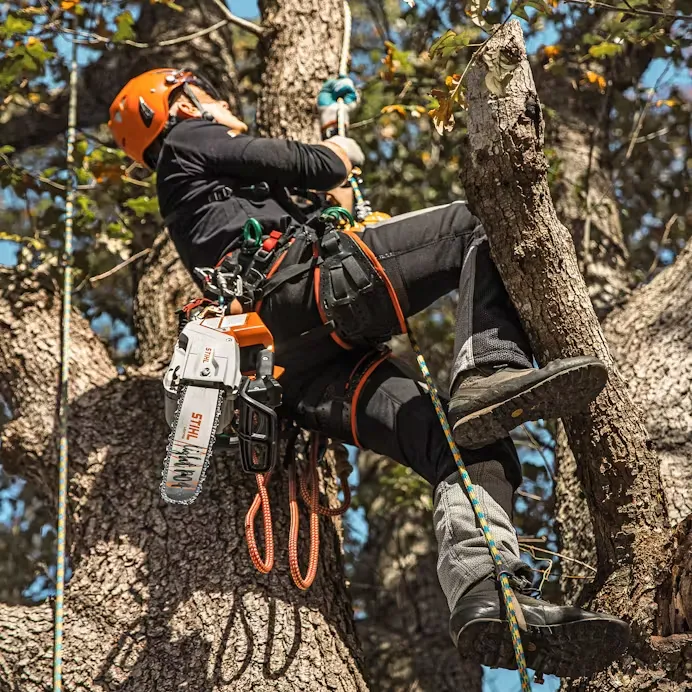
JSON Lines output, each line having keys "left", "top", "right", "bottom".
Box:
{"left": 54, "top": 30, "right": 79, "bottom": 692}
{"left": 407, "top": 323, "right": 532, "bottom": 692}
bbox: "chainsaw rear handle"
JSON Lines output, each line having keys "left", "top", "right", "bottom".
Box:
{"left": 238, "top": 348, "right": 282, "bottom": 474}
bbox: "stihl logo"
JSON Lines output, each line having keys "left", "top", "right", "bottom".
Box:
{"left": 186, "top": 412, "right": 203, "bottom": 440}
{"left": 202, "top": 347, "right": 213, "bottom": 363}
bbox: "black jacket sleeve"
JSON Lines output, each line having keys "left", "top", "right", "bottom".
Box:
{"left": 166, "top": 120, "right": 348, "bottom": 190}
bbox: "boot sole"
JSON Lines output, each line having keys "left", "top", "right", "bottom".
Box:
{"left": 455, "top": 616, "right": 629, "bottom": 678}
{"left": 452, "top": 361, "right": 607, "bottom": 449}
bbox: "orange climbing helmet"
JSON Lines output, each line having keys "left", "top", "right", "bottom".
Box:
{"left": 108, "top": 68, "right": 220, "bottom": 166}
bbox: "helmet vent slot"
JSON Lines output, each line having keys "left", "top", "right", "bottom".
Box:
{"left": 139, "top": 96, "right": 155, "bottom": 127}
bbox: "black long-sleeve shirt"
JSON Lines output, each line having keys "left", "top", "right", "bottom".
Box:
{"left": 156, "top": 119, "right": 348, "bottom": 276}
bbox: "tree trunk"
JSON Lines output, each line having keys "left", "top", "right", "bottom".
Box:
{"left": 0, "top": 2, "right": 370, "bottom": 689}
{"left": 0, "top": 274, "right": 365, "bottom": 691}
{"left": 602, "top": 245, "right": 692, "bottom": 525}
{"left": 257, "top": 0, "right": 343, "bottom": 142}
{"left": 353, "top": 453, "right": 483, "bottom": 692}
{"left": 459, "top": 20, "right": 690, "bottom": 689}
{"left": 555, "top": 247, "right": 692, "bottom": 604}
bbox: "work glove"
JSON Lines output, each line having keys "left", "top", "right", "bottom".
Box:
{"left": 318, "top": 77, "right": 359, "bottom": 134}
{"left": 325, "top": 135, "right": 365, "bottom": 167}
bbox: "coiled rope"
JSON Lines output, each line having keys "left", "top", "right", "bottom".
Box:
{"left": 407, "top": 325, "right": 531, "bottom": 691}
{"left": 245, "top": 434, "right": 351, "bottom": 590}
{"left": 54, "top": 30, "right": 79, "bottom": 692}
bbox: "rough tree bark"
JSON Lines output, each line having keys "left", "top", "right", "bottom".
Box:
{"left": 257, "top": 0, "right": 344, "bottom": 142}
{"left": 556, "top": 247, "right": 692, "bottom": 602}
{"left": 459, "top": 20, "right": 690, "bottom": 690}
{"left": 353, "top": 453, "right": 483, "bottom": 692}
{"left": 0, "top": 1, "right": 370, "bottom": 689}
{"left": 603, "top": 245, "right": 692, "bottom": 526}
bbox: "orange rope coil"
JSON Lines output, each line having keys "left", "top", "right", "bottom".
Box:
{"left": 245, "top": 433, "right": 350, "bottom": 589}
{"left": 288, "top": 436, "right": 321, "bottom": 590}
{"left": 245, "top": 472, "right": 274, "bottom": 574}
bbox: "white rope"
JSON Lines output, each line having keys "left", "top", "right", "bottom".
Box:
{"left": 54, "top": 26, "right": 78, "bottom": 692}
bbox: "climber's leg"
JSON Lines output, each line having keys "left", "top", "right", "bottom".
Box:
{"left": 289, "top": 352, "right": 630, "bottom": 677}
{"left": 359, "top": 202, "right": 609, "bottom": 450}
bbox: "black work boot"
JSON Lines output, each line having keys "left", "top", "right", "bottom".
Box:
{"left": 449, "top": 355, "right": 608, "bottom": 449}
{"left": 450, "top": 578, "right": 630, "bottom": 678}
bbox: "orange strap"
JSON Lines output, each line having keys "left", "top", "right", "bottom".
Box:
{"left": 343, "top": 229, "right": 407, "bottom": 336}
{"left": 348, "top": 350, "right": 391, "bottom": 448}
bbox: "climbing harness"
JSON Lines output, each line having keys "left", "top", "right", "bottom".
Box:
{"left": 161, "top": 228, "right": 353, "bottom": 588}
{"left": 53, "top": 30, "right": 78, "bottom": 692}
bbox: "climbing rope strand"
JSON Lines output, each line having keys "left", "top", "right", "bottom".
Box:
{"left": 54, "top": 31, "right": 79, "bottom": 692}
{"left": 288, "top": 435, "right": 321, "bottom": 590}
{"left": 339, "top": 0, "right": 351, "bottom": 78}
{"left": 299, "top": 466, "right": 351, "bottom": 516}
{"left": 245, "top": 472, "right": 275, "bottom": 574}
{"left": 407, "top": 324, "right": 532, "bottom": 692}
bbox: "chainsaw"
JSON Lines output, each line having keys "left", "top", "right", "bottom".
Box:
{"left": 161, "top": 298, "right": 283, "bottom": 505}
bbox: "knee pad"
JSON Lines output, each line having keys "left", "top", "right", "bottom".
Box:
{"left": 315, "top": 230, "right": 406, "bottom": 349}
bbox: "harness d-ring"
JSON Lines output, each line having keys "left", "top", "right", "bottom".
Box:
{"left": 243, "top": 218, "right": 263, "bottom": 249}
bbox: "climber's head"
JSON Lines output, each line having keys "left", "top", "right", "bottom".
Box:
{"left": 108, "top": 68, "right": 247, "bottom": 168}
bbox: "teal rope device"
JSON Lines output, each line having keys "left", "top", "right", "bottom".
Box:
{"left": 407, "top": 323, "right": 532, "bottom": 692}
{"left": 54, "top": 31, "right": 78, "bottom": 692}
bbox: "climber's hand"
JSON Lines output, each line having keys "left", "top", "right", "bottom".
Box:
{"left": 325, "top": 135, "right": 365, "bottom": 167}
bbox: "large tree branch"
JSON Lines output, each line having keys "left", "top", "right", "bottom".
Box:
{"left": 0, "top": 270, "right": 116, "bottom": 498}
{"left": 603, "top": 244, "right": 692, "bottom": 524}
{"left": 459, "top": 20, "right": 686, "bottom": 688}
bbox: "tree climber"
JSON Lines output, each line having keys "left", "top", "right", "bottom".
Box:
{"left": 109, "top": 68, "right": 630, "bottom": 678}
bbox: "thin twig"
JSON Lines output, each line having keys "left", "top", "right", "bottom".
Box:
{"left": 89, "top": 248, "right": 150, "bottom": 284}
{"left": 54, "top": 18, "right": 232, "bottom": 48}
{"left": 520, "top": 423, "right": 555, "bottom": 483}
{"left": 517, "top": 488, "right": 542, "bottom": 501}
{"left": 209, "top": 0, "right": 265, "bottom": 37}
{"left": 520, "top": 544, "right": 598, "bottom": 573}
{"left": 633, "top": 126, "right": 670, "bottom": 144}
{"left": 580, "top": 60, "right": 674, "bottom": 239}
{"left": 625, "top": 60, "right": 673, "bottom": 161}
{"left": 564, "top": 0, "right": 692, "bottom": 22}
{"left": 646, "top": 213, "right": 679, "bottom": 278}
{"left": 349, "top": 116, "right": 379, "bottom": 130}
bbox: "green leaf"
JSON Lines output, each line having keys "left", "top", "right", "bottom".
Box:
{"left": 429, "top": 30, "right": 457, "bottom": 61}
{"left": 588, "top": 42, "right": 624, "bottom": 59}
{"left": 113, "top": 11, "right": 135, "bottom": 43}
{"left": 124, "top": 195, "right": 159, "bottom": 218}
{"left": 1, "top": 16, "right": 33, "bottom": 37}
{"left": 523, "top": 0, "right": 553, "bottom": 14}
{"left": 0, "top": 146, "right": 15, "bottom": 155}
{"left": 581, "top": 33, "right": 602, "bottom": 45}
{"left": 512, "top": 4, "right": 530, "bottom": 21}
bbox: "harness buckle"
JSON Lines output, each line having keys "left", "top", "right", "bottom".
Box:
{"left": 209, "top": 186, "right": 234, "bottom": 203}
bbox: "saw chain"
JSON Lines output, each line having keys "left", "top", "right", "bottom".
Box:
{"left": 161, "top": 306, "right": 282, "bottom": 505}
